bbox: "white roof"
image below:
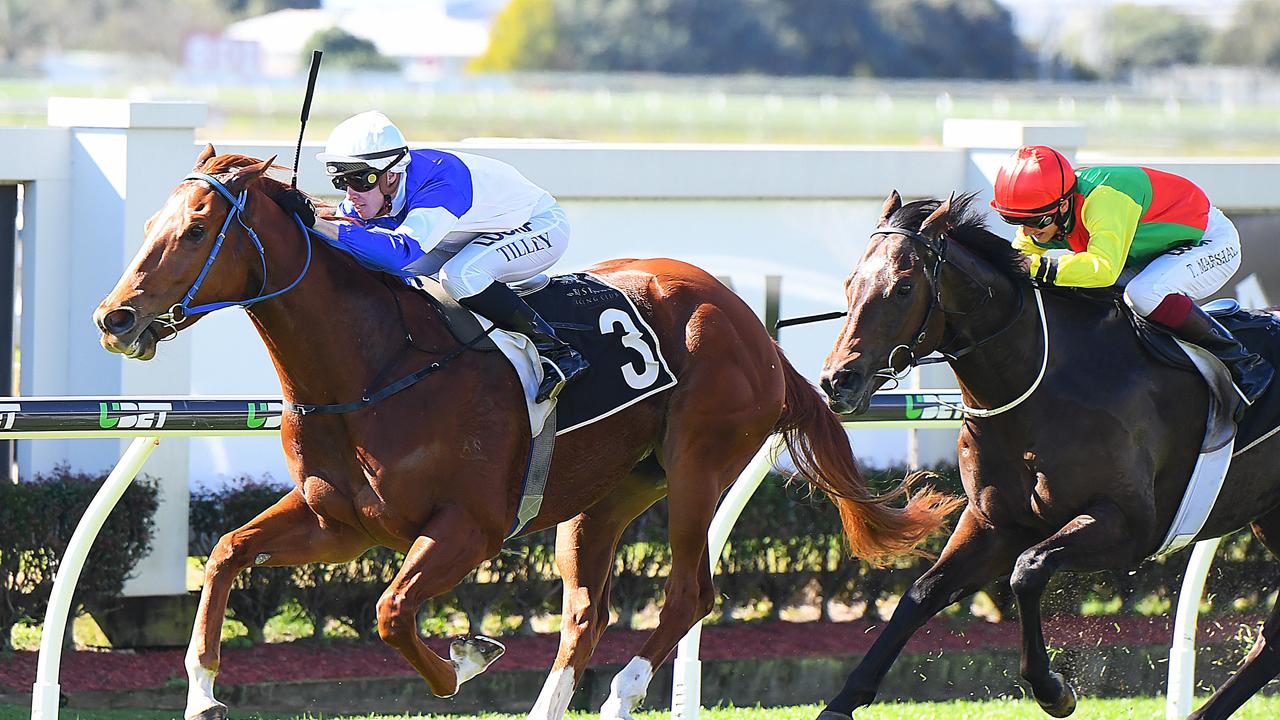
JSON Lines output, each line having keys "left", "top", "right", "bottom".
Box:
{"left": 226, "top": 4, "right": 489, "bottom": 61}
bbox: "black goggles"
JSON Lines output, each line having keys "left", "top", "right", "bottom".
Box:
{"left": 999, "top": 211, "right": 1057, "bottom": 229}
{"left": 326, "top": 148, "right": 407, "bottom": 193}
{"left": 330, "top": 167, "right": 382, "bottom": 193}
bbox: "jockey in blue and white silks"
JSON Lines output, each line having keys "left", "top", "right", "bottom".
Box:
{"left": 299, "top": 111, "right": 589, "bottom": 404}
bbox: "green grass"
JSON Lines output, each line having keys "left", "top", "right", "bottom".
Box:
{"left": 3, "top": 77, "right": 1278, "bottom": 155}
{"left": 5, "top": 698, "right": 1280, "bottom": 720}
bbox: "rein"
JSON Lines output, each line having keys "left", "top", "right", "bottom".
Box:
{"left": 882, "top": 224, "right": 1050, "bottom": 418}
{"left": 167, "top": 169, "right": 491, "bottom": 416}
{"left": 796, "top": 223, "right": 1051, "bottom": 418}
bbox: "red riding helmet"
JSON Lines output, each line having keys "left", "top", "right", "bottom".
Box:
{"left": 991, "top": 145, "right": 1076, "bottom": 218}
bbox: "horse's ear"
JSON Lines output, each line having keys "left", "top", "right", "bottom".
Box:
{"left": 194, "top": 143, "right": 216, "bottom": 170}
{"left": 920, "top": 194, "right": 955, "bottom": 238}
{"left": 228, "top": 155, "right": 277, "bottom": 191}
{"left": 877, "top": 190, "right": 903, "bottom": 228}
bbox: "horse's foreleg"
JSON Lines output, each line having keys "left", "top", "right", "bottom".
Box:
{"left": 1009, "top": 501, "right": 1134, "bottom": 718}
{"left": 532, "top": 482, "right": 663, "bottom": 720}
{"left": 1189, "top": 507, "right": 1280, "bottom": 720}
{"left": 185, "top": 488, "right": 373, "bottom": 720}
{"left": 821, "top": 507, "right": 1019, "bottom": 719}
{"left": 377, "top": 504, "right": 499, "bottom": 698}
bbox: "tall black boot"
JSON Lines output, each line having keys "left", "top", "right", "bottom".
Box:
{"left": 459, "top": 282, "right": 589, "bottom": 403}
{"left": 1172, "top": 304, "right": 1274, "bottom": 408}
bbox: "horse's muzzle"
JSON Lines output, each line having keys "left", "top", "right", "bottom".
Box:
{"left": 94, "top": 305, "right": 160, "bottom": 360}
{"left": 820, "top": 365, "right": 871, "bottom": 415}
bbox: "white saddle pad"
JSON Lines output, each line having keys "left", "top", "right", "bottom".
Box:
{"left": 1153, "top": 340, "right": 1240, "bottom": 556}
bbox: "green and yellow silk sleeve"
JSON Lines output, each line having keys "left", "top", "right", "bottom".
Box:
{"left": 1031, "top": 186, "right": 1142, "bottom": 288}
{"left": 1012, "top": 232, "right": 1049, "bottom": 258}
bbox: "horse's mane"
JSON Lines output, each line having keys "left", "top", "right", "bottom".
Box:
{"left": 196, "top": 153, "right": 317, "bottom": 204}
{"left": 885, "top": 193, "right": 1031, "bottom": 286}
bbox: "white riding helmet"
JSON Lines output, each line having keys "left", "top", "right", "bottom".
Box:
{"left": 316, "top": 111, "right": 411, "bottom": 176}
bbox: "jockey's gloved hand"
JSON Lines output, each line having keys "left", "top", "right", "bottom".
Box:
{"left": 276, "top": 188, "right": 315, "bottom": 228}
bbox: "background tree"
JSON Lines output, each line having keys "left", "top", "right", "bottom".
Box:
{"left": 870, "top": 0, "right": 1019, "bottom": 79}
{"left": 0, "top": 0, "right": 228, "bottom": 64}
{"left": 480, "top": 0, "right": 1021, "bottom": 79}
{"left": 1209, "top": 0, "right": 1280, "bottom": 68}
{"left": 1091, "top": 4, "right": 1209, "bottom": 80}
{"left": 469, "top": 0, "right": 559, "bottom": 72}
{"left": 303, "top": 27, "right": 398, "bottom": 72}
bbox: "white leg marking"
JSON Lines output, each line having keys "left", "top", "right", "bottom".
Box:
{"left": 600, "top": 656, "right": 653, "bottom": 720}
{"left": 529, "top": 667, "right": 576, "bottom": 720}
{"left": 184, "top": 644, "right": 222, "bottom": 718}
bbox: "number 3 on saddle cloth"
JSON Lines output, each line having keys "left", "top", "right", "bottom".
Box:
{"left": 522, "top": 272, "right": 679, "bottom": 431}
{"left": 1136, "top": 298, "right": 1280, "bottom": 554}
{"left": 410, "top": 272, "right": 679, "bottom": 538}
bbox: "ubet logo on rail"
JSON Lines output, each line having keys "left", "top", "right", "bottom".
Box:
{"left": 98, "top": 402, "right": 171, "bottom": 429}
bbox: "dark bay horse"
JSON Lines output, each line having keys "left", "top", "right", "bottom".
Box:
{"left": 93, "top": 147, "right": 959, "bottom": 720}
{"left": 818, "top": 191, "right": 1280, "bottom": 720}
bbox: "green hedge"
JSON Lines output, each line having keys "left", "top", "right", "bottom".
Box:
{"left": 186, "top": 466, "right": 1277, "bottom": 641}
{"left": 0, "top": 466, "right": 159, "bottom": 650}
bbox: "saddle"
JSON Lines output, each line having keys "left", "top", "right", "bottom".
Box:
{"left": 1129, "top": 297, "right": 1279, "bottom": 373}
{"left": 1122, "top": 296, "right": 1280, "bottom": 456}
{"left": 406, "top": 272, "right": 678, "bottom": 435}
{"left": 408, "top": 276, "right": 500, "bottom": 352}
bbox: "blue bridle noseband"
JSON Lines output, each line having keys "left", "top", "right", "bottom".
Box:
{"left": 157, "top": 171, "right": 313, "bottom": 329}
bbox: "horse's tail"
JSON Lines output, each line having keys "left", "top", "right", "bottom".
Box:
{"left": 772, "top": 345, "right": 964, "bottom": 566}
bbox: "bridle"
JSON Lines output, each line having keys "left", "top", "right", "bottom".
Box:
{"left": 154, "top": 169, "right": 491, "bottom": 416}
{"left": 870, "top": 224, "right": 1049, "bottom": 418}
{"left": 155, "top": 171, "right": 313, "bottom": 331}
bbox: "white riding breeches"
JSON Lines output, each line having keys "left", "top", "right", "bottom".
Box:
{"left": 439, "top": 204, "right": 570, "bottom": 300}
{"left": 1125, "top": 207, "right": 1242, "bottom": 316}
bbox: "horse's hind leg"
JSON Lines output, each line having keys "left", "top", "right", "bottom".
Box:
{"left": 1008, "top": 500, "right": 1136, "bottom": 718}
{"left": 1188, "top": 507, "right": 1280, "bottom": 720}
{"left": 822, "top": 506, "right": 1019, "bottom": 719}
{"left": 598, "top": 420, "right": 769, "bottom": 718}
{"left": 530, "top": 477, "right": 665, "bottom": 720}
{"left": 185, "top": 489, "right": 373, "bottom": 720}
{"left": 376, "top": 503, "right": 502, "bottom": 698}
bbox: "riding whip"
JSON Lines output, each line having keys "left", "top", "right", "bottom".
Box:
{"left": 291, "top": 50, "right": 323, "bottom": 190}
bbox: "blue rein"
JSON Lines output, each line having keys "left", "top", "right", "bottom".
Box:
{"left": 159, "top": 171, "right": 314, "bottom": 326}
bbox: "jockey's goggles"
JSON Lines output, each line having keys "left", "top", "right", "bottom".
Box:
{"left": 325, "top": 148, "right": 407, "bottom": 193}
{"left": 329, "top": 165, "right": 383, "bottom": 193}
{"left": 998, "top": 211, "right": 1058, "bottom": 229}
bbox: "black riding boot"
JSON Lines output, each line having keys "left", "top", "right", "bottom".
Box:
{"left": 1173, "top": 304, "right": 1274, "bottom": 408}
{"left": 459, "top": 282, "right": 589, "bottom": 403}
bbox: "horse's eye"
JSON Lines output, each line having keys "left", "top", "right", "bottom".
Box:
{"left": 185, "top": 225, "right": 206, "bottom": 243}
{"left": 896, "top": 282, "right": 913, "bottom": 296}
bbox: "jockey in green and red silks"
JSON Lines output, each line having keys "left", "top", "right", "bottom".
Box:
{"left": 992, "top": 144, "right": 1273, "bottom": 408}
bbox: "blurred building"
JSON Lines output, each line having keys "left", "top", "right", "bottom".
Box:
{"left": 222, "top": 0, "right": 489, "bottom": 79}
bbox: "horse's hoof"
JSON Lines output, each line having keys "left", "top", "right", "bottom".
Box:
{"left": 816, "top": 712, "right": 855, "bottom": 720}
{"left": 185, "top": 703, "right": 228, "bottom": 720}
{"left": 450, "top": 635, "right": 506, "bottom": 686}
{"left": 1036, "top": 672, "right": 1077, "bottom": 718}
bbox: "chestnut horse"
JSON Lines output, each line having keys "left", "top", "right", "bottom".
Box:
{"left": 818, "top": 191, "right": 1280, "bottom": 720}
{"left": 93, "top": 148, "right": 957, "bottom": 720}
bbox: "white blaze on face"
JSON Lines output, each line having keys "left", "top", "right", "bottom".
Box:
{"left": 600, "top": 656, "right": 653, "bottom": 720}
{"left": 854, "top": 234, "right": 906, "bottom": 300}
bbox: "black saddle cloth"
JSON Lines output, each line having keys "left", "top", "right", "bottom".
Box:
{"left": 524, "top": 273, "right": 678, "bottom": 434}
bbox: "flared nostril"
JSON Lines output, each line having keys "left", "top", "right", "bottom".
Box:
{"left": 101, "top": 307, "right": 138, "bottom": 336}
